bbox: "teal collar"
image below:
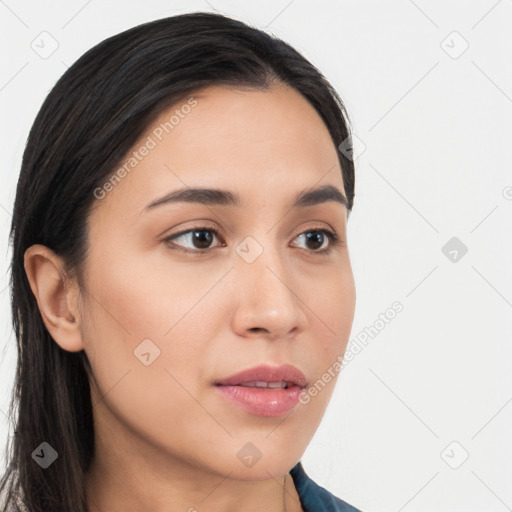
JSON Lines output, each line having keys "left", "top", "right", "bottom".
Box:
{"left": 289, "top": 461, "right": 361, "bottom": 512}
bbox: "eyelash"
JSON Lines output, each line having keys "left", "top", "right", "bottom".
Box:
{"left": 163, "top": 225, "right": 343, "bottom": 256}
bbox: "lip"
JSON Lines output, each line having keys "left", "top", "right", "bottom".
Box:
{"left": 213, "top": 364, "right": 307, "bottom": 417}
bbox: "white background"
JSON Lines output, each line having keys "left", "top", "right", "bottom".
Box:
{"left": 1, "top": 1, "right": 511, "bottom": 511}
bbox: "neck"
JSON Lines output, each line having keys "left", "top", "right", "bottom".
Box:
{"left": 86, "top": 463, "right": 302, "bottom": 512}
{"left": 84, "top": 414, "right": 303, "bottom": 512}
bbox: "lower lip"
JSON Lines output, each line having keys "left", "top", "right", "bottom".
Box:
{"left": 214, "top": 385, "right": 304, "bottom": 417}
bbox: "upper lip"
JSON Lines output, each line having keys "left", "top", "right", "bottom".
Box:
{"left": 214, "top": 364, "right": 307, "bottom": 388}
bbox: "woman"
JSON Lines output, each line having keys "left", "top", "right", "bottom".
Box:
{"left": 1, "top": 12, "right": 360, "bottom": 512}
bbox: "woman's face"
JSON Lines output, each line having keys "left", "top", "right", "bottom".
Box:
{"left": 80, "top": 83, "right": 356, "bottom": 479}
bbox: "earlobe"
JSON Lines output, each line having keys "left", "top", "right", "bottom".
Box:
{"left": 24, "top": 244, "right": 85, "bottom": 352}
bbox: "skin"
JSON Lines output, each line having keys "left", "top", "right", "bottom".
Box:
{"left": 24, "top": 83, "right": 356, "bottom": 512}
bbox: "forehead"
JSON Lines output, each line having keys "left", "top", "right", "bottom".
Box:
{"left": 91, "top": 83, "right": 345, "bottom": 218}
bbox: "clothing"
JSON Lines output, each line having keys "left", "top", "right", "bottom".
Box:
{"left": 290, "top": 461, "right": 362, "bottom": 512}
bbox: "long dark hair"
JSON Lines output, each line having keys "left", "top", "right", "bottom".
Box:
{"left": 0, "top": 11, "right": 355, "bottom": 511}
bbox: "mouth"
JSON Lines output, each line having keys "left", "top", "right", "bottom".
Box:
{"left": 227, "top": 380, "right": 298, "bottom": 389}
{"left": 213, "top": 364, "right": 308, "bottom": 417}
{"left": 213, "top": 363, "right": 307, "bottom": 388}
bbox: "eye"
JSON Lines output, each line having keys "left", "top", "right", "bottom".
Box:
{"left": 164, "top": 226, "right": 223, "bottom": 254}
{"left": 163, "top": 226, "right": 343, "bottom": 255}
{"left": 292, "top": 228, "right": 342, "bottom": 255}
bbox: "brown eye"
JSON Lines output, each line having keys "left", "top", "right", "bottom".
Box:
{"left": 188, "top": 230, "right": 215, "bottom": 249}
{"left": 164, "top": 227, "right": 223, "bottom": 253}
{"left": 164, "top": 226, "right": 342, "bottom": 256}
{"left": 305, "top": 231, "right": 327, "bottom": 251}
{"left": 292, "top": 229, "right": 342, "bottom": 255}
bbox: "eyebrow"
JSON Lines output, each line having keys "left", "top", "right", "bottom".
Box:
{"left": 144, "top": 184, "right": 348, "bottom": 211}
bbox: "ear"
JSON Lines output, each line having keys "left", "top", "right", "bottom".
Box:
{"left": 24, "top": 244, "right": 85, "bottom": 352}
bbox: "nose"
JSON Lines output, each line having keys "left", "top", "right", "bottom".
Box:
{"left": 229, "top": 239, "right": 307, "bottom": 341}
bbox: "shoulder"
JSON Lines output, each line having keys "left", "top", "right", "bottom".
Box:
{"left": 290, "top": 461, "right": 362, "bottom": 512}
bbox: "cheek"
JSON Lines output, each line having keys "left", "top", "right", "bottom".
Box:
{"left": 80, "top": 254, "right": 222, "bottom": 457}
{"left": 299, "top": 267, "right": 355, "bottom": 403}
{"left": 84, "top": 241, "right": 223, "bottom": 339}
{"left": 308, "top": 265, "right": 356, "bottom": 348}
{"left": 80, "top": 245, "right": 225, "bottom": 403}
